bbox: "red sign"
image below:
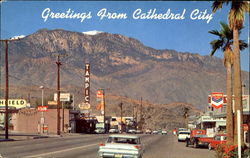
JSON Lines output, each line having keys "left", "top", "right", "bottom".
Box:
{"left": 37, "top": 106, "right": 48, "bottom": 112}
{"left": 243, "top": 124, "right": 248, "bottom": 131}
{"left": 211, "top": 92, "right": 224, "bottom": 109}
{"left": 96, "top": 90, "right": 104, "bottom": 98}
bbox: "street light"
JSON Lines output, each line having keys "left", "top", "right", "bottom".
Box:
{"left": 39, "top": 86, "right": 44, "bottom": 134}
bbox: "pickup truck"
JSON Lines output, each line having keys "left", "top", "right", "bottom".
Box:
{"left": 186, "top": 129, "right": 213, "bottom": 148}
{"left": 98, "top": 134, "right": 144, "bottom": 158}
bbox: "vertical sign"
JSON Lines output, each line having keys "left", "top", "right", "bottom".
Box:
{"left": 85, "top": 63, "right": 90, "bottom": 105}
{"left": 96, "top": 90, "right": 104, "bottom": 113}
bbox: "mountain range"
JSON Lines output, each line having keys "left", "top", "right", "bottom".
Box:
{"left": 0, "top": 29, "right": 249, "bottom": 112}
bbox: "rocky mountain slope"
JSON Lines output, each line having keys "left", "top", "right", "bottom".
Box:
{"left": 0, "top": 29, "right": 249, "bottom": 111}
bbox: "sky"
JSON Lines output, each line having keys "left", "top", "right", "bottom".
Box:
{"left": 0, "top": 1, "right": 249, "bottom": 71}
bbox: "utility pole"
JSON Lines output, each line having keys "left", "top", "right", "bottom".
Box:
{"left": 3, "top": 40, "right": 9, "bottom": 140}
{"left": 1, "top": 37, "right": 22, "bottom": 140}
{"left": 103, "top": 90, "right": 106, "bottom": 132}
{"left": 62, "top": 102, "right": 64, "bottom": 133}
{"left": 140, "top": 97, "right": 143, "bottom": 130}
{"left": 120, "top": 102, "right": 123, "bottom": 133}
{"left": 56, "top": 55, "right": 62, "bottom": 135}
{"left": 135, "top": 104, "right": 138, "bottom": 130}
{"left": 39, "top": 86, "right": 44, "bottom": 133}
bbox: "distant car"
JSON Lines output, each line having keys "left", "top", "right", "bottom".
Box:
{"left": 127, "top": 129, "right": 136, "bottom": 134}
{"left": 109, "top": 128, "right": 119, "bottom": 134}
{"left": 152, "top": 130, "right": 158, "bottom": 134}
{"left": 135, "top": 130, "right": 143, "bottom": 134}
{"left": 161, "top": 130, "right": 167, "bottom": 135}
{"left": 177, "top": 128, "right": 189, "bottom": 136}
{"left": 98, "top": 134, "right": 144, "bottom": 158}
{"left": 145, "top": 129, "right": 152, "bottom": 134}
{"left": 95, "top": 128, "right": 105, "bottom": 134}
{"left": 0, "top": 124, "right": 4, "bottom": 130}
{"left": 178, "top": 131, "right": 190, "bottom": 142}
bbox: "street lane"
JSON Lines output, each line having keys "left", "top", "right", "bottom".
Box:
{"left": 0, "top": 134, "right": 215, "bottom": 158}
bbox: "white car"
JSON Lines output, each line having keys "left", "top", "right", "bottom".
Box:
{"left": 98, "top": 134, "right": 144, "bottom": 158}
{"left": 161, "top": 130, "right": 167, "bottom": 135}
{"left": 178, "top": 131, "right": 190, "bottom": 142}
{"left": 109, "top": 128, "right": 119, "bottom": 133}
{"left": 95, "top": 128, "right": 105, "bottom": 134}
{"left": 127, "top": 129, "right": 136, "bottom": 134}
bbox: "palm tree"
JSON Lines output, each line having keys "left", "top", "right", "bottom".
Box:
{"left": 212, "top": 0, "right": 249, "bottom": 146}
{"left": 209, "top": 22, "right": 247, "bottom": 146}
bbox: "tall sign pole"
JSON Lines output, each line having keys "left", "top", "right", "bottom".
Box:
{"left": 84, "top": 63, "right": 90, "bottom": 113}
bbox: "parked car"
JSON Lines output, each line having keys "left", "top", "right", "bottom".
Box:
{"left": 161, "top": 130, "right": 167, "bottom": 135}
{"left": 145, "top": 129, "right": 152, "bottom": 134}
{"left": 98, "top": 134, "right": 144, "bottom": 158}
{"left": 95, "top": 128, "right": 105, "bottom": 134}
{"left": 0, "top": 124, "right": 4, "bottom": 130}
{"left": 127, "top": 129, "right": 136, "bottom": 134}
{"left": 186, "top": 129, "right": 213, "bottom": 148}
{"left": 177, "top": 131, "right": 190, "bottom": 142}
{"left": 177, "top": 128, "right": 189, "bottom": 136}
{"left": 109, "top": 128, "right": 119, "bottom": 134}
{"left": 152, "top": 130, "right": 158, "bottom": 134}
{"left": 207, "top": 134, "right": 227, "bottom": 150}
{"left": 135, "top": 130, "right": 143, "bottom": 134}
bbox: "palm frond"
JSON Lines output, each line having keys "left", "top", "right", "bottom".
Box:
{"left": 220, "top": 22, "right": 233, "bottom": 40}
{"left": 209, "top": 40, "right": 224, "bottom": 56}
{"left": 208, "top": 30, "right": 221, "bottom": 37}
{"left": 212, "top": 0, "right": 230, "bottom": 13}
{"left": 239, "top": 40, "right": 248, "bottom": 50}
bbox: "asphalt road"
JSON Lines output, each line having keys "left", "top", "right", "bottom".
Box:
{"left": 0, "top": 134, "right": 215, "bottom": 158}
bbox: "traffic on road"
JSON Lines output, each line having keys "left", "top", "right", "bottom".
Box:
{"left": 0, "top": 132, "right": 215, "bottom": 158}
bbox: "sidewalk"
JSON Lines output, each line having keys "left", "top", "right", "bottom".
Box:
{"left": 0, "top": 130, "right": 79, "bottom": 142}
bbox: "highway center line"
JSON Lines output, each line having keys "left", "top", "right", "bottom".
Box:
{"left": 24, "top": 143, "right": 99, "bottom": 158}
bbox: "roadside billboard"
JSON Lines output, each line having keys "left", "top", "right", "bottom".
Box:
{"left": 0, "top": 99, "right": 27, "bottom": 109}
{"left": 54, "top": 93, "right": 71, "bottom": 102}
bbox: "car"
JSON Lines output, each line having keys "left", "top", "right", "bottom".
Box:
{"left": 207, "top": 134, "right": 227, "bottom": 150}
{"left": 135, "top": 130, "right": 143, "bottom": 134}
{"left": 127, "top": 129, "right": 136, "bottom": 134}
{"left": 145, "top": 129, "right": 152, "bottom": 134}
{"left": 95, "top": 128, "right": 105, "bottom": 134}
{"left": 109, "top": 128, "right": 119, "bottom": 134}
{"left": 152, "top": 130, "right": 158, "bottom": 134}
{"left": 0, "top": 124, "right": 4, "bottom": 130}
{"left": 177, "top": 131, "right": 190, "bottom": 142}
{"left": 161, "top": 130, "right": 167, "bottom": 135}
{"left": 177, "top": 128, "right": 189, "bottom": 136}
{"left": 98, "top": 134, "right": 144, "bottom": 158}
{"left": 186, "top": 129, "right": 213, "bottom": 148}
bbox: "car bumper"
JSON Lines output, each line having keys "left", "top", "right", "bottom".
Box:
{"left": 99, "top": 152, "right": 140, "bottom": 158}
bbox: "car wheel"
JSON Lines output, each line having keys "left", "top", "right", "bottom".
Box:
{"left": 208, "top": 143, "right": 212, "bottom": 150}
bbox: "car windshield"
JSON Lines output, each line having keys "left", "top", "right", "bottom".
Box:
{"left": 179, "top": 132, "right": 190, "bottom": 135}
{"left": 107, "top": 137, "right": 140, "bottom": 144}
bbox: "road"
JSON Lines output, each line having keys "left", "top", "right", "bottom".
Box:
{"left": 0, "top": 134, "right": 215, "bottom": 158}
